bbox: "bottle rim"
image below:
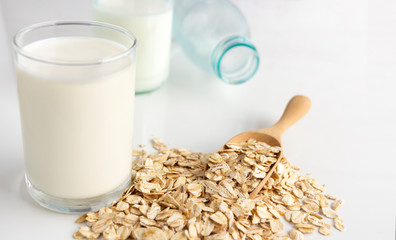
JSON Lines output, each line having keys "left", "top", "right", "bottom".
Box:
{"left": 212, "top": 36, "right": 259, "bottom": 84}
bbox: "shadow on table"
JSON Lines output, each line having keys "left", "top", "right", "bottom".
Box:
{"left": 0, "top": 161, "right": 24, "bottom": 193}
{"left": 0, "top": 161, "right": 43, "bottom": 209}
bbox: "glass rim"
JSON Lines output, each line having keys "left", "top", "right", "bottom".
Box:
{"left": 93, "top": 0, "right": 173, "bottom": 16}
{"left": 12, "top": 20, "right": 137, "bottom": 66}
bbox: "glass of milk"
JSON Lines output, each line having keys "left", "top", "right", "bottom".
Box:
{"left": 94, "top": 0, "right": 173, "bottom": 94}
{"left": 12, "top": 21, "right": 137, "bottom": 213}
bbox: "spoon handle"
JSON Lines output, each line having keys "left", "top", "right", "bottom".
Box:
{"left": 270, "top": 95, "right": 311, "bottom": 136}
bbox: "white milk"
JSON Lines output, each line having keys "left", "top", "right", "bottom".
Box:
{"left": 94, "top": 0, "right": 172, "bottom": 93}
{"left": 17, "top": 37, "right": 135, "bottom": 199}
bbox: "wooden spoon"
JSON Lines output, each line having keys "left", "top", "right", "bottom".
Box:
{"left": 219, "top": 95, "right": 311, "bottom": 199}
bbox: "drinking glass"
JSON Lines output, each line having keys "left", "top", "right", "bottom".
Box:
{"left": 94, "top": 0, "right": 173, "bottom": 93}
{"left": 13, "top": 21, "right": 137, "bottom": 213}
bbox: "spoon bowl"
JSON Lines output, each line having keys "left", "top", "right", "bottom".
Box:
{"left": 219, "top": 95, "right": 311, "bottom": 198}
{"left": 220, "top": 131, "right": 281, "bottom": 151}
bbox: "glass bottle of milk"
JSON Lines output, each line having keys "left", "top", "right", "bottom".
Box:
{"left": 94, "top": 0, "right": 173, "bottom": 94}
{"left": 173, "top": 0, "right": 259, "bottom": 85}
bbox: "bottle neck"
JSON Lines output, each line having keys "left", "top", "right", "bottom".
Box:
{"left": 211, "top": 36, "right": 259, "bottom": 84}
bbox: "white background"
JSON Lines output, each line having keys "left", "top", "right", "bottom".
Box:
{"left": 0, "top": 0, "right": 395, "bottom": 239}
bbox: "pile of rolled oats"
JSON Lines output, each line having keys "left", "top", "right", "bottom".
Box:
{"left": 74, "top": 139, "right": 345, "bottom": 240}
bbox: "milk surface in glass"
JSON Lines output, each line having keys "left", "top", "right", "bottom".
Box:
{"left": 17, "top": 37, "right": 135, "bottom": 199}
{"left": 94, "top": 0, "right": 173, "bottom": 93}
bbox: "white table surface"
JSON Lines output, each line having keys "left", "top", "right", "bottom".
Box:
{"left": 0, "top": 0, "right": 395, "bottom": 239}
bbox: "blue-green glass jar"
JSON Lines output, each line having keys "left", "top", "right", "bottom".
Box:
{"left": 173, "top": 0, "right": 259, "bottom": 84}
